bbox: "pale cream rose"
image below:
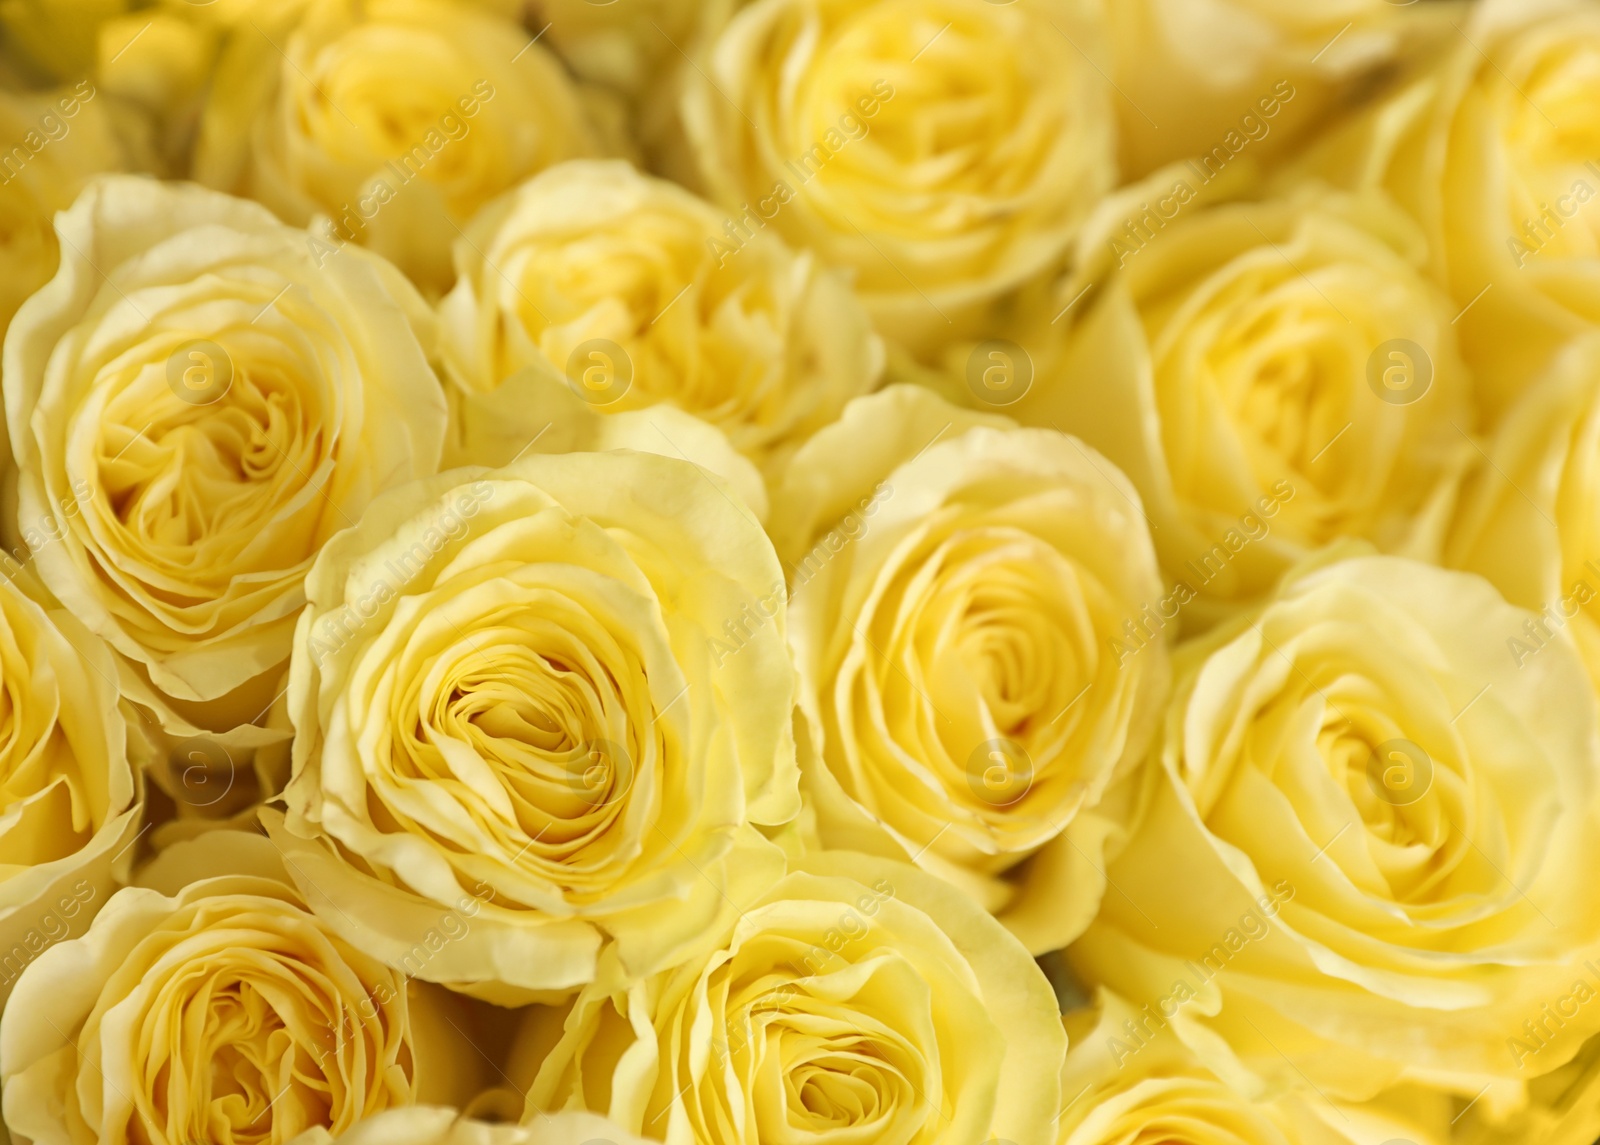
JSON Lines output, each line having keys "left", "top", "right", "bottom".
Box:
{"left": 1069, "top": 555, "right": 1600, "bottom": 1109}
{"left": 0, "top": 81, "right": 126, "bottom": 349}
{"left": 1010, "top": 183, "right": 1476, "bottom": 625}
{"left": 437, "top": 160, "right": 882, "bottom": 477}
{"left": 1446, "top": 334, "right": 1600, "bottom": 696}
{"left": 2, "top": 176, "right": 444, "bottom": 781}
{"left": 289, "top": 1106, "right": 656, "bottom": 1145}
{"left": 181, "top": 0, "right": 603, "bottom": 295}
{"left": 771, "top": 385, "right": 1168, "bottom": 954}
{"left": 525, "top": 852, "right": 1066, "bottom": 1145}
{"left": 0, "top": 831, "right": 483, "bottom": 1145}
{"left": 1294, "top": 0, "right": 1600, "bottom": 421}
{"left": 1103, "top": 0, "right": 1460, "bottom": 180}
{"left": 677, "top": 0, "right": 1114, "bottom": 361}
{"left": 1058, "top": 989, "right": 1450, "bottom": 1145}
{"left": 0, "top": 572, "right": 139, "bottom": 1009}
{"left": 276, "top": 451, "right": 799, "bottom": 1001}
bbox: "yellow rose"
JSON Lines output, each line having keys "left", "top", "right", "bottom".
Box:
{"left": 1069, "top": 555, "right": 1600, "bottom": 1108}
{"left": 0, "top": 831, "right": 483, "bottom": 1145}
{"left": 276, "top": 451, "right": 799, "bottom": 1000}
{"left": 1447, "top": 334, "right": 1600, "bottom": 694}
{"left": 1296, "top": 0, "right": 1600, "bottom": 420}
{"left": 1057, "top": 989, "right": 1449, "bottom": 1145}
{"left": 0, "top": 81, "right": 126, "bottom": 347}
{"left": 2, "top": 176, "right": 444, "bottom": 765}
{"left": 1103, "top": 0, "right": 1455, "bottom": 180}
{"left": 526, "top": 852, "right": 1066, "bottom": 1145}
{"left": 1012, "top": 183, "right": 1476, "bottom": 624}
{"left": 772, "top": 385, "right": 1168, "bottom": 953}
{"left": 185, "top": 0, "right": 603, "bottom": 295}
{"left": 289, "top": 1107, "right": 655, "bottom": 1145}
{"left": 437, "top": 159, "right": 882, "bottom": 477}
{"left": 0, "top": 572, "right": 139, "bottom": 1008}
{"left": 677, "top": 0, "right": 1114, "bottom": 360}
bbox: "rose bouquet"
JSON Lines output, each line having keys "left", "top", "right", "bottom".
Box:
{"left": 0, "top": 1, "right": 1596, "bottom": 1144}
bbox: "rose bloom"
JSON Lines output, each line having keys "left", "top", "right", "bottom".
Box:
{"left": 437, "top": 159, "right": 882, "bottom": 477}
{"left": 677, "top": 0, "right": 1114, "bottom": 360}
{"left": 1069, "top": 555, "right": 1600, "bottom": 1105}
{"left": 772, "top": 385, "right": 1168, "bottom": 954}
{"left": 1011, "top": 184, "right": 1475, "bottom": 623}
{"left": 1447, "top": 334, "right": 1600, "bottom": 695}
{"left": 0, "top": 573, "right": 139, "bottom": 1006}
{"left": 0, "top": 82, "right": 125, "bottom": 345}
{"left": 277, "top": 451, "right": 799, "bottom": 1000}
{"left": 525, "top": 853, "right": 1066, "bottom": 1145}
{"left": 1056, "top": 990, "right": 1447, "bottom": 1145}
{"left": 181, "top": 0, "right": 603, "bottom": 295}
{"left": 289, "top": 1107, "right": 655, "bottom": 1145}
{"left": 1296, "top": 0, "right": 1600, "bottom": 420}
{"left": 2, "top": 176, "right": 443, "bottom": 762}
{"left": 0, "top": 831, "right": 483, "bottom": 1145}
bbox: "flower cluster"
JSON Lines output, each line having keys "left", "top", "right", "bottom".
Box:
{"left": 0, "top": 1, "right": 1595, "bottom": 1144}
